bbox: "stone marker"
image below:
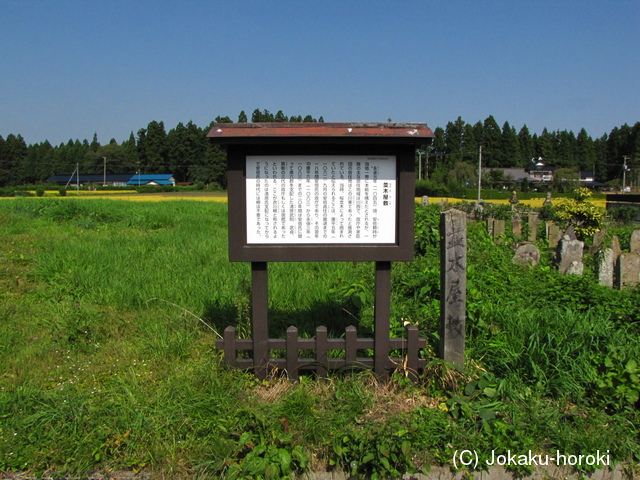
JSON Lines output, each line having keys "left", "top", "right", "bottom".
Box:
{"left": 509, "top": 190, "right": 519, "bottom": 207}
{"left": 487, "top": 218, "right": 494, "bottom": 237}
{"left": 611, "top": 235, "right": 622, "bottom": 263}
{"left": 543, "top": 191, "right": 552, "bottom": 206}
{"left": 566, "top": 261, "right": 584, "bottom": 275}
{"left": 558, "top": 235, "right": 584, "bottom": 275}
{"left": 630, "top": 229, "right": 640, "bottom": 254}
{"left": 512, "top": 213, "right": 522, "bottom": 238}
{"left": 597, "top": 248, "right": 615, "bottom": 287}
{"left": 421, "top": 195, "right": 429, "bottom": 206}
{"left": 513, "top": 244, "right": 541, "bottom": 267}
{"left": 527, "top": 213, "right": 538, "bottom": 242}
{"left": 439, "top": 209, "right": 466, "bottom": 367}
{"left": 548, "top": 224, "right": 563, "bottom": 249}
{"left": 615, "top": 253, "right": 640, "bottom": 289}
{"left": 493, "top": 219, "right": 505, "bottom": 243}
{"left": 564, "top": 225, "right": 577, "bottom": 241}
{"left": 590, "top": 229, "right": 607, "bottom": 254}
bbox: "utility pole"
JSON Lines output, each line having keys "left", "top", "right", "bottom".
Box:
{"left": 417, "top": 150, "right": 422, "bottom": 180}
{"left": 622, "top": 155, "right": 629, "bottom": 192}
{"left": 425, "top": 150, "right": 429, "bottom": 180}
{"left": 103, "top": 157, "right": 107, "bottom": 186}
{"left": 477, "top": 145, "right": 482, "bottom": 203}
{"left": 76, "top": 163, "right": 80, "bottom": 193}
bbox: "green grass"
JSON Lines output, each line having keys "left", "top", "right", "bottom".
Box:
{"left": 0, "top": 198, "right": 638, "bottom": 478}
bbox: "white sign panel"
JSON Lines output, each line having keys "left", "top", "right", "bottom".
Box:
{"left": 246, "top": 155, "right": 397, "bottom": 244}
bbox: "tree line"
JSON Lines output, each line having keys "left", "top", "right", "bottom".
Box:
{"left": 0, "top": 109, "right": 324, "bottom": 188}
{"left": 426, "top": 116, "right": 640, "bottom": 191}
{"left": 0, "top": 109, "right": 638, "bottom": 189}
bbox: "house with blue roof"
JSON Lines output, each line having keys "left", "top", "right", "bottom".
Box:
{"left": 126, "top": 174, "right": 176, "bottom": 186}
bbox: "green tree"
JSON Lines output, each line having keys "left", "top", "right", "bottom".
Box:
{"left": 238, "top": 110, "right": 248, "bottom": 123}
{"left": 121, "top": 132, "right": 139, "bottom": 171}
{"left": 518, "top": 125, "right": 534, "bottom": 165}
{"left": 444, "top": 117, "right": 465, "bottom": 166}
{"left": 593, "top": 134, "right": 608, "bottom": 182}
{"left": 555, "top": 130, "right": 577, "bottom": 168}
{"left": 486, "top": 169, "right": 505, "bottom": 189}
{"left": 551, "top": 167, "right": 580, "bottom": 193}
{"left": 429, "top": 127, "right": 446, "bottom": 174}
{"left": 500, "top": 121, "right": 521, "bottom": 167}
{"left": 4, "top": 134, "right": 29, "bottom": 185}
{"left": 137, "top": 121, "right": 168, "bottom": 173}
{"left": 0, "top": 135, "right": 9, "bottom": 186}
{"left": 22, "top": 140, "right": 55, "bottom": 184}
{"left": 461, "top": 123, "right": 478, "bottom": 164}
{"left": 251, "top": 108, "right": 262, "bottom": 122}
{"left": 449, "top": 161, "right": 477, "bottom": 189}
{"left": 535, "top": 128, "right": 554, "bottom": 160}
{"left": 90, "top": 132, "right": 100, "bottom": 152}
{"left": 576, "top": 128, "right": 596, "bottom": 173}
{"left": 482, "top": 115, "right": 502, "bottom": 168}
{"left": 167, "top": 121, "right": 207, "bottom": 183}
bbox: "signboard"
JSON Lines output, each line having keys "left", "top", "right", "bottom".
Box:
{"left": 208, "top": 122, "right": 434, "bottom": 262}
{"left": 246, "top": 155, "right": 396, "bottom": 244}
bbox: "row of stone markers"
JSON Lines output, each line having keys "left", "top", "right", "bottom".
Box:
{"left": 486, "top": 211, "right": 640, "bottom": 289}
{"left": 439, "top": 207, "right": 639, "bottom": 368}
{"left": 552, "top": 226, "right": 640, "bottom": 288}
{"left": 595, "top": 229, "right": 640, "bottom": 288}
{"left": 487, "top": 212, "right": 540, "bottom": 243}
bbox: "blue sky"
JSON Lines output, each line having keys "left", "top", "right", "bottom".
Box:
{"left": 1, "top": 0, "right": 638, "bottom": 146}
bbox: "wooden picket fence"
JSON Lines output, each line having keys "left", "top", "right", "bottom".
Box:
{"left": 217, "top": 324, "right": 427, "bottom": 381}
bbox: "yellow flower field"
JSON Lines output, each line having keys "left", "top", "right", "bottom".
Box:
{"left": 5, "top": 191, "right": 608, "bottom": 208}
{"left": 418, "top": 197, "right": 607, "bottom": 209}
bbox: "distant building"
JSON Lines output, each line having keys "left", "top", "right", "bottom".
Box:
{"left": 46, "top": 174, "right": 136, "bottom": 187}
{"left": 499, "top": 168, "right": 528, "bottom": 183}
{"left": 46, "top": 173, "right": 176, "bottom": 187}
{"left": 126, "top": 174, "right": 176, "bottom": 186}
{"left": 485, "top": 158, "right": 555, "bottom": 188}
{"left": 525, "top": 158, "right": 554, "bottom": 183}
{"left": 579, "top": 171, "right": 607, "bottom": 189}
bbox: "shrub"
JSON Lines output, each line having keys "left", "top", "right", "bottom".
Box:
{"left": 58, "top": 187, "right": 67, "bottom": 197}
{"left": 553, "top": 188, "right": 605, "bottom": 239}
{"left": 611, "top": 206, "right": 638, "bottom": 225}
{"left": 36, "top": 187, "right": 45, "bottom": 197}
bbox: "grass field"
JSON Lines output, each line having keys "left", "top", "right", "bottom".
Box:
{"left": 0, "top": 198, "right": 638, "bottom": 479}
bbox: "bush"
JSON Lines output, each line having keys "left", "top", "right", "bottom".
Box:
{"left": 415, "top": 179, "right": 450, "bottom": 197}
{"left": 36, "top": 187, "right": 45, "bottom": 197}
{"left": 553, "top": 188, "right": 605, "bottom": 239}
{"left": 58, "top": 187, "right": 67, "bottom": 197}
{"left": 611, "top": 206, "right": 638, "bottom": 225}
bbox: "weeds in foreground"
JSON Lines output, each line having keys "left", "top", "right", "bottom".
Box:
{"left": 0, "top": 199, "right": 638, "bottom": 478}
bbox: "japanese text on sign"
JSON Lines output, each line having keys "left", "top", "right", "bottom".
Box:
{"left": 246, "top": 155, "right": 397, "bottom": 244}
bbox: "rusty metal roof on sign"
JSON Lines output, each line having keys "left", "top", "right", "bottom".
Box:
{"left": 207, "top": 122, "right": 434, "bottom": 145}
